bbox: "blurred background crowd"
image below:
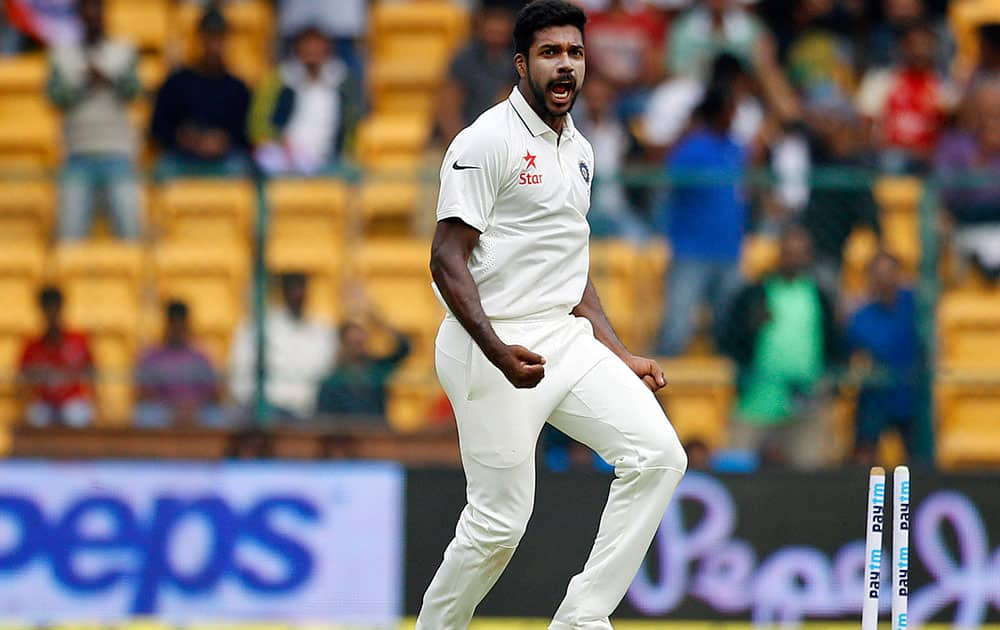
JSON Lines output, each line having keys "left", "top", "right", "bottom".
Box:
{"left": 1, "top": 0, "right": 1000, "bottom": 473}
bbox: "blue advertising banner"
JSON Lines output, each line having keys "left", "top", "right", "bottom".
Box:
{"left": 0, "top": 461, "right": 404, "bottom": 625}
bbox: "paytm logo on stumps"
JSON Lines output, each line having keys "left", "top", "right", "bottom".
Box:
{"left": 0, "top": 462, "right": 403, "bottom": 624}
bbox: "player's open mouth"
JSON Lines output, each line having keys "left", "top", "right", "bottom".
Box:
{"left": 549, "top": 79, "right": 575, "bottom": 106}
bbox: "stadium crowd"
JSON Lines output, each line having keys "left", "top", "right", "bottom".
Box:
{"left": 3, "top": 0, "right": 1000, "bottom": 471}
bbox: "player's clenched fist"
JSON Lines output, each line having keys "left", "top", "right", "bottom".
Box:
{"left": 625, "top": 355, "right": 667, "bottom": 392}
{"left": 493, "top": 344, "right": 546, "bottom": 388}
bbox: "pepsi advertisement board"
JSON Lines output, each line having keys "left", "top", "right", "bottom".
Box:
{"left": 407, "top": 469, "right": 1000, "bottom": 626}
{"left": 0, "top": 461, "right": 403, "bottom": 625}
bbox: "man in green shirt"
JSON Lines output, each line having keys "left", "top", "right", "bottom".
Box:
{"left": 719, "top": 224, "right": 839, "bottom": 468}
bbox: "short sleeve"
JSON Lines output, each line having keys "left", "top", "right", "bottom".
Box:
{"left": 435, "top": 126, "right": 506, "bottom": 232}
{"left": 856, "top": 70, "right": 892, "bottom": 118}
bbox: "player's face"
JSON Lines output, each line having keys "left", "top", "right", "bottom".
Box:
{"left": 517, "top": 25, "right": 585, "bottom": 118}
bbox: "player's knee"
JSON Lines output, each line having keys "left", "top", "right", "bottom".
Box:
{"left": 643, "top": 424, "right": 687, "bottom": 474}
{"left": 464, "top": 502, "right": 532, "bottom": 549}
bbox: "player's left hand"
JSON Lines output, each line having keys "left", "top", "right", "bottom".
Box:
{"left": 625, "top": 355, "right": 666, "bottom": 392}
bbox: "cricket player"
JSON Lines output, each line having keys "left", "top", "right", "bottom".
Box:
{"left": 418, "top": 1, "right": 687, "bottom": 628}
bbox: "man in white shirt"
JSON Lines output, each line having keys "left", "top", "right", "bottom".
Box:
{"left": 417, "top": 2, "right": 686, "bottom": 628}
{"left": 229, "top": 273, "right": 336, "bottom": 420}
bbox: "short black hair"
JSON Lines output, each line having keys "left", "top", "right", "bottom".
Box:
{"left": 708, "top": 52, "right": 748, "bottom": 85}
{"left": 869, "top": 249, "right": 901, "bottom": 272}
{"left": 979, "top": 22, "right": 1000, "bottom": 49}
{"left": 281, "top": 271, "right": 308, "bottom": 288}
{"left": 293, "top": 24, "right": 329, "bottom": 45}
{"left": 39, "top": 286, "right": 62, "bottom": 309}
{"left": 198, "top": 5, "right": 228, "bottom": 34}
{"left": 898, "top": 18, "right": 936, "bottom": 40}
{"left": 513, "top": 0, "right": 587, "bottom": 57}
{"left": 166, "top": 300, "right": 189, "bottom": 322}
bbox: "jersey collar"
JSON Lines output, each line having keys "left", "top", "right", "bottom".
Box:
{"left": 508, "top": 86, "right": 576, "bottom": 140}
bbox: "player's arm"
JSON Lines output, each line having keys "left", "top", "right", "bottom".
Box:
{"left": 573, "top": 276, "right": 666, "bottom": 392}
{"left": 430, "top": 218, "right": 545, "bottom": 389}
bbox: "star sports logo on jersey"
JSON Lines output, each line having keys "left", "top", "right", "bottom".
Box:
{"left": 519, "top": 150, "right": 542, "bottom": 185}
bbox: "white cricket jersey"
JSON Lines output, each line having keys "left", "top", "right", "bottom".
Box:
{"left": 435, "top": 86, "right": 594, "bottom": 321}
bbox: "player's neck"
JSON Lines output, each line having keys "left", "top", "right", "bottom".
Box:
{"left": 517, "top": 82, "right": 566, "bottom": 137}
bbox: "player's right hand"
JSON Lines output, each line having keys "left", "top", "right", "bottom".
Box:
{"left": 495, "top": 344, "right": 546, "bottom": 389}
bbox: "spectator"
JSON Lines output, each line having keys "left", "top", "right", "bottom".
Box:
{"left": 315, "top": 318, "right": 410, "bottom": 422}
{"left": 800, "top": 101, "right": 882, "bottom": 299}
{"left": 150, "top": 6, "right": 251, "bottom": 179}
{"left": 438, "top": 0, "right": 517, "bottom": 145}
{"left": 574, "top": 71, "right": 646, "bottom": 239}
{"left": 47, "top": 0, "right": 141, "bottom": 241}
{"left": 135, "top": 301, "right": 225, "bottom": 428}
{"left": 965, "top": 23, "right": 1000, "bottom": 93}
{"left": 276, "top": 0, "right": 366, "bottom": 76}
{"left": 249, "top": 26, "right": 362, "bottom": 175}
{"left": 935, "top": 78, "right": 1000, "bottom": 282}
{"left": 868, "top": 0, "right": 952, "bottom": 72}
{"left": 666, "top": 0, "right": 798, "bottom": 122}
{"left": 656, "top": 80, "right": 747, "bottom": 356}
{"left": 846, "top": 251, "right": 923, "bottom": 464}
{"left": 229, "top": 273, "right": 335, "bottom": 420}
{"left": 957, "top": 23, "right": 1000, "bottom": 129}
{"left": 18, "top": 287, "right": 94, "bottom": 428}
{"left": 720, "top": 224, "right": 839, "bottom": 469}
{"left": 785, "top": 0, "right": 857, "bottom": 107}
{"left": 642, "top": 52, "right": 763, "bottom": 155}
{"left": 584, "top": 0, "right": 668, "bottom": 92}
{"left": 856, "top": 19, "right": 956, "bottom": 173}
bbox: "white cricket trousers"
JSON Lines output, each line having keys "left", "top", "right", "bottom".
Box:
{"left": 417, "top": 315, "right": 687, "bottom": 630}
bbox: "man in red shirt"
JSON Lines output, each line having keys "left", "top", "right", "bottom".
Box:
{"left": 856, "top": 19, "right": 956, "bottom": 173}
{"left": 18, "top": 286, "right": 95, "bottom": 427}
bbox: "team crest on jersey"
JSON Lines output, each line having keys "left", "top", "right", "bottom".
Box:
{"left": 579, "top": 161, "right": 590, "bottom": 184}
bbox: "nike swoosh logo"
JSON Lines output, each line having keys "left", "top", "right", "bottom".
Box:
{"left": 452, "top": 161, "right": 481, "bottom": 170}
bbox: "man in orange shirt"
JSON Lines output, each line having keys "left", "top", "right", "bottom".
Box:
{"left": 18, "top": 287, "right": 95, "bottom": 427}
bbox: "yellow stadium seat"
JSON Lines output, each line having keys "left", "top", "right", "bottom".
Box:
{"left": 359, "top": 176, "right": 422, "bottom": 235}
{"left": 138, "top": 54, "right": 167, "bottom": 91}
{"left": 938, "top": 290, "right": 1000, "bottom": 367}
{"left": 370, "top": 2, "right": 470, "bottom": 54}
{"left": 0, "top": 101, "right": 59, "bottom": 170}
{"left": 874, "top": 176, "right": 922, "bottom": 271}
{"left": 157, "top": 178, "right": 255, "bottom": 243}
{"left": 53, "top": 242, "right": 145, "bottom": 424}
{"left": 372, "top": 87, "right": 438, "bottom": 119}
{"left": 356, "top": 114, "right": 433, "bottom": 169}
{"left": 369, "top": 54, "right": 449, "bottom": 96}
{"left": 841, "top": 228, "right": 880, "bottom": 298}
{"left": 635, "top": 238, "right": 671, "bottom": 353}
{"left": 267, "top": 178, "right": 349, "bottom": 247}
{"left": 590, "top": 239, "right": 642, "bottom": 350}
{"left": 936, "top": 368, "right": 1000, "bottom": 469}
{"left": 386, "top": 367, "right": 442, "bottom": 432}
{"left": 353, "top": 239, "right": 441, "bottom": 367}
{"left": 0, "top": 53, "right": 47, "bottom": 97}
{"left": 156, "top": 242, "right": 248, "bottom": 367}
{"left": 106, "top": 0, "right": 170, "bottom": 53}
{"left": 266, "top": 239, "right": 343, "bottom": 325}
{"left": 0, "top": 179, "right": 55, "bottom": 244}
{"left": 950, "top": 0, "right": 1000, "bottom": 78}
{"left": 741, "top": 234, "right": 780, "bottom": 280}
{"left": 655, "top": 356, "right": 735, "bottom": 449}
{"left": 54, "top": 242, "right": 144, "bottom": 333}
